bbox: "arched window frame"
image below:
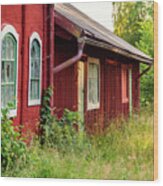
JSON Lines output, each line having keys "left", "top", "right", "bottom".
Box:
{"left": 28, "top": 32, "right": 42, "bottom": 106}
{"left": 1, "top": 24, "right": 19, "bottom": 117}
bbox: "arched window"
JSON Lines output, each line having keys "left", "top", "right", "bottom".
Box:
{"left": 28, "top": 32, "right": 42, "bottom": 106}
{"left": 1, "top": 25, "right": 19, "bottom": 116}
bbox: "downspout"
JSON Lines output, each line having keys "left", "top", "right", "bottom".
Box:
{"left": 53, "top": 37, "right": 85, "bottom": 74}
{"left": 136, "top": 64, "right": 152, "bottom": 110}
{"left": 136, "top": 65, "right": 152, "bottom": 79}
{"left": 20, "top": 5, "right": 25, "bottom": 127}
{"left": 48, "top": 5, "right": 54, "bottom": 112}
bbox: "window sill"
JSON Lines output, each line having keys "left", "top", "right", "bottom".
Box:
{"left": 9, "top": 109, "right": 17, "bottom": 118}
{"left": 87, "top": 103, "right": 100, "bottom": 111}
{"left": 28, "top": 99, "right": 41, "bottom": 106}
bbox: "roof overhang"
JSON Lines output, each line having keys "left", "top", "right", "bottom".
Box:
{"left": 54, "top": 5, "right": 153, "bottom": 65}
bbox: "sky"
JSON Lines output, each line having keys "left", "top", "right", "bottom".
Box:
{"left": 71, "top": 1, "right": 114, "bottom": 32}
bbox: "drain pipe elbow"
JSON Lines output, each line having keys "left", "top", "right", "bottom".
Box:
{"left": 137, "top": 64, "right": 152, "bottom": 79}
{"left": 53, "top": 37, "right": 85, "bottom": 74}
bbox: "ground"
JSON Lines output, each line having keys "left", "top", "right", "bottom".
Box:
{"left": 2, "top": 107, "right": 154, "bottom": 180}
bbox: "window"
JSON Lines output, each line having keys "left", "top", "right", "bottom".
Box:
{"left": 121, "top": 65, "right": 129, "bottom": 103}
{"left": 28, "top": 32, "right": 42, "bottom": 106}
{"left": 87, "top": 58, "right": 100, "bottom": 110}
{"left": 1, "top": 25, "right": 19, "bottom": 117}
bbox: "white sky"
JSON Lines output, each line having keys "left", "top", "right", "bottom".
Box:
{"left": 71, "top": 1, "right": 114, "bottom": 31}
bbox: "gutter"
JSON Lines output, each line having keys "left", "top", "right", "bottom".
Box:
{"left": 53, "top": 37, "right": 85, "bottom": 74}
{"left": 84, "top": 36, "right": 153, "bottom": 65}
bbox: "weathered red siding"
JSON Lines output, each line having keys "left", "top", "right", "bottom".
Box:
{"left": 132, "top": 63, "right": 140, "bottom": 110}
{"left": 104, "top": 61, "right": 123, "bottom": 126}
{"left": 1, "top": 5, "right": 55, "bottom": 136}
{"left": 54, "top": 37, "right": 78, "bottom": 117}
{"left": 2, "top": 5, "right": 23, "bottom": 127}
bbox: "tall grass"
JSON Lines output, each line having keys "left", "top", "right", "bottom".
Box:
{"left": 2, "top": 108, "right": 154, "bottom": 180}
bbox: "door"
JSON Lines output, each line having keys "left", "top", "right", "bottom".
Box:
{"left": 104, "top": 62, "right": 121, "bottom": 124}
{"left": 78, "top": 61, "right": 85, "bottom": 122}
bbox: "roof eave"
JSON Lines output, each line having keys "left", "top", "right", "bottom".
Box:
{"left": 84, "top": 37, "right": 153, "bottom": 65}
{"left": 55, "top": 10, "right": 153, "bottom": 65}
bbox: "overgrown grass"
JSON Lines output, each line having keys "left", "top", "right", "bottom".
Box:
{"left": 2, "top": 108, "right": 154, "bottom": 180}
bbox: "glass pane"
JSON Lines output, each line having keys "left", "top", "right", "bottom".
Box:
{"left": 31, "top": 39, "right": 40, "bottom": 79}
{"left": 88, "top": 63, "right": 99, "bottom": 106}
{"left": 89, "top": 64, "right": 93, "bottom": 78}
{"left": 1, "top": 62, "right": 5, "bottom": 82}
{"left": 5, "top": 61, "right": 14, "bottom": 83}
{"left": 1, "top": 86, "right": 6, "bottom": 108}
{"left": 34, "top": 58, "right": 40, "bottom": 78}
{"left": 89, "top": 79, "right": 93, "bottom": 104}
{"left": 6, "top": 36, "right": 14, "bottom": 60}
{"left": 31, "top": 59, "right": 34, "bottom": 78}
{"left": 1, "top": 39, "right": 6, "bottom": 59}
{"left": 33, "top": 40, "right": 40, "bottom": 58}
{"left": 30, "top": 80, "right": 39, "bottom": 100}
{"left": 1, "top": 34, "right": 17, "bottom": 109}
{"left": 3, "top": 85, "right": 15, "bottom": 107}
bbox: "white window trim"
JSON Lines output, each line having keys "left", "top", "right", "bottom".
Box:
{"left": 1, "top": 24, "right": 19, "bottom": 117}
{"left": 87, "top": 57, "right": 100, "bottom": 110}
{"left": 28, "top": 32, "right": 42, "bottom": 106}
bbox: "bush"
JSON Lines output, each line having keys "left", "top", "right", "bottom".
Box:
{"left": 1, "top": 105, "right": 29, "bottom": 172}
{"left": 40, "top": 109, "right": 90, "bottom": 154}
{"left": 40, "top": 87, "right": 87, "bottom": 153}
{"left": 40, "top": 87, "right": 54, "bottom": 145}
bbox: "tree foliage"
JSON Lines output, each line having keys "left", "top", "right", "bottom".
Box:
{"left": 113, "top": 1, "right": 154, "bottom": 106}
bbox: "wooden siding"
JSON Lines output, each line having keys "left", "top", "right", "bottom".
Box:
{"left": 1, "top": 5, "right": 54, "bottom": 137}
{"left": 54, "top": 37, "right": 78, "bottom": 118}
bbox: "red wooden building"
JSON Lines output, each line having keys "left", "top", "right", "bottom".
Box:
{"left": 1, "top": 4, "right": 153, "bottom": 134}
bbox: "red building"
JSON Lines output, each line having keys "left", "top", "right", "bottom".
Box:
{"left": 1, "top": 4, "right": 153, "bottom": 134}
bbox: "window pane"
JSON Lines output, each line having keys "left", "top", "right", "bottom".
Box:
{"left": 4, "top": 85, "right": 15, "bottom": 107}
{"left": 88, "top": 63, "right": 99, "bottom": 107}
{"left": 1, "top": 86, "right": 6, "bottom": 108}
{"left": 1, "top": 62, "right": 5, "bottom": 82}
{"left": 5, "top": 61, "right": 14, "bottom": 83}
{"left": 6, "top": 36, "right": 14, "bottom": 60}
{"left": 34, "top": 58, "right": 40, "bottom": 78}
{"left": 9, "top": 37, "right": 14, "bottom": 59}
{"left": 1, "top": 39, "right": 6, "bottom": 59}
{"left": 1, "top": 33, "right": 17, "bottom": 109}
{"left": 30, "top": 80, "right": 39, "bottom": 100}
{"left": 30, "top": 39, "right": 41, "bottom": 101}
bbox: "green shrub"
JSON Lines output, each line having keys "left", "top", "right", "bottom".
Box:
{"left": 1, "top": 105, "right": 28, "bottom": 172}
{"left": 41, "top": 118, "right": 91, "bottom": 154}
{"left": 40, "top": 86, "right": 54, "bottom": 145}
{"left": 58, "top": 109, "right": 83, "bottom": 128}
{"left": 40, "top": 87, "right": 86, "bottom": 153}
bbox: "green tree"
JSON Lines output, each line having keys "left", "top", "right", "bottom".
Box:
{"left": 113, "top": 1, "right": 154, "bottom": 106}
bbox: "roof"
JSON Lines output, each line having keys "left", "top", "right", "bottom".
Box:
{"left": 55, "top": 3, "right": 153, "bottom": 65}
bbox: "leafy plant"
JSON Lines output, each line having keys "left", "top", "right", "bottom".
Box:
{"left": 40, "top": 86, "right": 54, "bottom": 145}
{"left": 58, "top": 109, "right": 82, "bottom": 128}
{"left": 40, "top": 107, "right": 89, "bottom": 153}
{"left": 40, "top": 86, "right": 85, "bottom": 150}
{"left": 3, "top": 106, "right": 154, "bottom": 180}
{"left": 1, "top": 104, "right": 28, "bottom": 172}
